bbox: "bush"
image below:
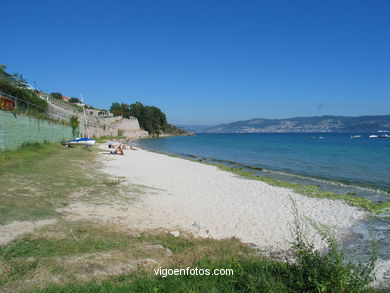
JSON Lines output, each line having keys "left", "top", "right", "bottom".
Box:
{"left": 50, "top": 92, "right": 63, "bottom": 100}
{"left": 110, "top": 101, "right": 168, "bottom": 135}
{"left": 69, "top": 97, "right": 81, "bottom": 103}
{"left": 0, "top": 79, "right": 48, "bottom": 113}
{"left": 288, "top": 200, "right": 377, "bottom": 292}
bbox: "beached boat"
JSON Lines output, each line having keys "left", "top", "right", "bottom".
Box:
{"left": 62, "top": 94, "right": 96, "bottom": 147}
{"left": 62, "top": 137, "right": 96, "bottom": 146}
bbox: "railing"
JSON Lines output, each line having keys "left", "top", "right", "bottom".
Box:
{"left": 1, "top": 91, "right": 139, "bottom": 134}
{"left": 47, "top": 96, "right": 83, "bottom": 112}
{"left": 0, "top": 91, "right": 71, "bottom": 122}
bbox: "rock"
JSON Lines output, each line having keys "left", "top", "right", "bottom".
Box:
{"left": 170, "top": 231, "right": 180, "bottom": 237}
{"left": 163, "top": 248, "right": 173, "bottom": 256}
{"left": 145, "top": 244, "right": 173, "bottom": 256}
{"left": 145, "top": 244, "right": 164, "bottom": 249}
{"left": 192, "top": 221, "right": 201, "bottom": 231}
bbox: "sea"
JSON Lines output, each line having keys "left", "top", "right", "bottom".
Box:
{"left": 134, "top": 133, "right": 390, "bottom": 263}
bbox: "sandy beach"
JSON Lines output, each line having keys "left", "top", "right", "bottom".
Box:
{"left": 64, "top": 145, "right": 366, "bottom": 253}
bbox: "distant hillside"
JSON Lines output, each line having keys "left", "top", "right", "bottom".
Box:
{"left": 177, "top": 125, "right": 212, "bottom": 133}
{"left": 203, "top": 115, "right": 390, "bottom": 133}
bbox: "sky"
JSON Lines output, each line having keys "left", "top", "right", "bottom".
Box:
{"left": 1, "top": 0, "right": 389, "bottom": 125}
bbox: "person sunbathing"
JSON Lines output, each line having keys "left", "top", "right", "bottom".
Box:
{"left": 110, "top": 145, "right": 124, "bottom": 155}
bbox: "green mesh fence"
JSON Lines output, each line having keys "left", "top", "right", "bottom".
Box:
{"left": 0, "top": 110, "right": 75, "bottom": 151}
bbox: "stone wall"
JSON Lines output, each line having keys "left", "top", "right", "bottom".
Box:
{"left": 46, "top": 100, "right": 148, "bottom": 138}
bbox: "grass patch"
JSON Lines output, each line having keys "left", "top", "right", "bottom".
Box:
{"left": 30, "top": 258, "right": 294, "bottom": 293}
{"left": 24, "top": 207, "right": 379, "bottom": 293}
{"left": 0, "top": 222, "right": 136, "bottom": 261}
{"left": 29, "top": 234, "right": 378, "bottom": 293}
{"left": 0, "top": 142, "right": 140, "bottom": 225}
{"left": 0, "top": 221, "right": 254, "bottom": 291}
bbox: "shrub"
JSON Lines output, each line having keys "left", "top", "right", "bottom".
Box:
{"left": 0, "top": 79, "right": 48, "bottom": 112}
{"left": 69, "top": 97, "right": 81, "bottom": 103}
{"left": 288, "top": 200, "right": 377, "bottom": 293}
{"left": 50, "top": 92, "right": 63, "bottom": 100}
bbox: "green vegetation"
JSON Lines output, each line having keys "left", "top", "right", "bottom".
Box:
{"left": 0, "top": 143, "right": 138, "bottom": 225}
{"left": 70, "top": 116, "right": 80, "bottom": 136}
{"left": 0, "top": 65, "right": 29, "bottom": 89}
{"left": 164, "top": 124, "right": 191, "bottom": 135}
{"left": 110, "top": 101, "right": 188, "bottom": 135}
{"left": 288, "top": 200, "right": 377, "bottom": 292}
{"left": 0, "top": 65, "right": 73, "bottom": 127}
{"left": 110, "top": 102, "right": 168, "bottom": 134}
{"left": 1, "top": 218, "right": 378, "bottom": 293}
{"left": 50, "top": 92, "right": 63, "bottom": 100}
{"left": 0, "top": 79, "right": 48, "bottom": 113}
{"left": 200, "top": 163, "right": 390, "bottom": 214}
{"left": 69, "top": 97, "right": 81, "bottom": 103}
{"left": 0, "top": 222, "right": 137, "bottom": 260}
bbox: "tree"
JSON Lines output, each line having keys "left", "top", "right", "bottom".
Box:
{"left": 0, "top": 65, "right": 7, "bottom": 75}
{"left": 110, "top": 102, "right": 130, "bottom": 117}
{"left": 69, "top": 97, "right": 81, "bottom": 103}
{"left": 70, "top": 116, "right": 79, "bottom": 137}
{"left": 110, "top": 101, "right": 169, "bottom": 135}
{"left": 12, "top": 73, "right": 29, "bottom": 88}
{"left": 50, "top": 92, "right": 63, "bottom": 100}
{"left": 0, "top": 65, "right": 20, "bottom": 85}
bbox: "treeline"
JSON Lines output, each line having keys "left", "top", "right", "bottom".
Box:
{"left": 110, "top": 102, "right": 168, "bottom": 134}
{"left": 110, "top": 102, "right": 169, "bottom": 134}
{"left": 0, "top": 65, "right": 48, "bottom": 112}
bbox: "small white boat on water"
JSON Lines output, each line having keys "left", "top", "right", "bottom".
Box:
{"left": 378, "top": 134, "right": 390, "bottom": 138}
{"left": 350, "top": 135, "right": 362, "bottom": 139}
{"left": 369, "top": 135, "right": 378, "bottom": 138}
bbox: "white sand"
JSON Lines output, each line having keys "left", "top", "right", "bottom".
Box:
{"left": 82, "top": 146, "right": 366, "bottom": 252}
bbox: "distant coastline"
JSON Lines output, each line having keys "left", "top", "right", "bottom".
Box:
{"left": 184, "top": 114, "right": 390, "bottom": 133}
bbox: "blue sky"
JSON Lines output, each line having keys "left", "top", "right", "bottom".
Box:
{"left": 1, "top": 0, "right": 389, "bottom": 125}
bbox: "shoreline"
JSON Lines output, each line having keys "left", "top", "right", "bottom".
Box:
{"left": 132, "top": 139, "right": 390, "bottom": 213}
{"left": 94, "top": 143, "right": 366, "bottom": 252}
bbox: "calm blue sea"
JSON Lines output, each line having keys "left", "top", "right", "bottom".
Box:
{"left": 136, "top": 133, "right": 390, "bottom": 195}
{"left": 135, "top": 133, "right": 390, "bottom": 260}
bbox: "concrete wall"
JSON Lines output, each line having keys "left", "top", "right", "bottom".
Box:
{"left": 0, "top": 111, "right": 75, "bottom": 151}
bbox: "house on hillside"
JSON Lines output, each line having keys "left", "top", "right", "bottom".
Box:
{"left": 36, "top": 91, "right": 50, "bottom": 101}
